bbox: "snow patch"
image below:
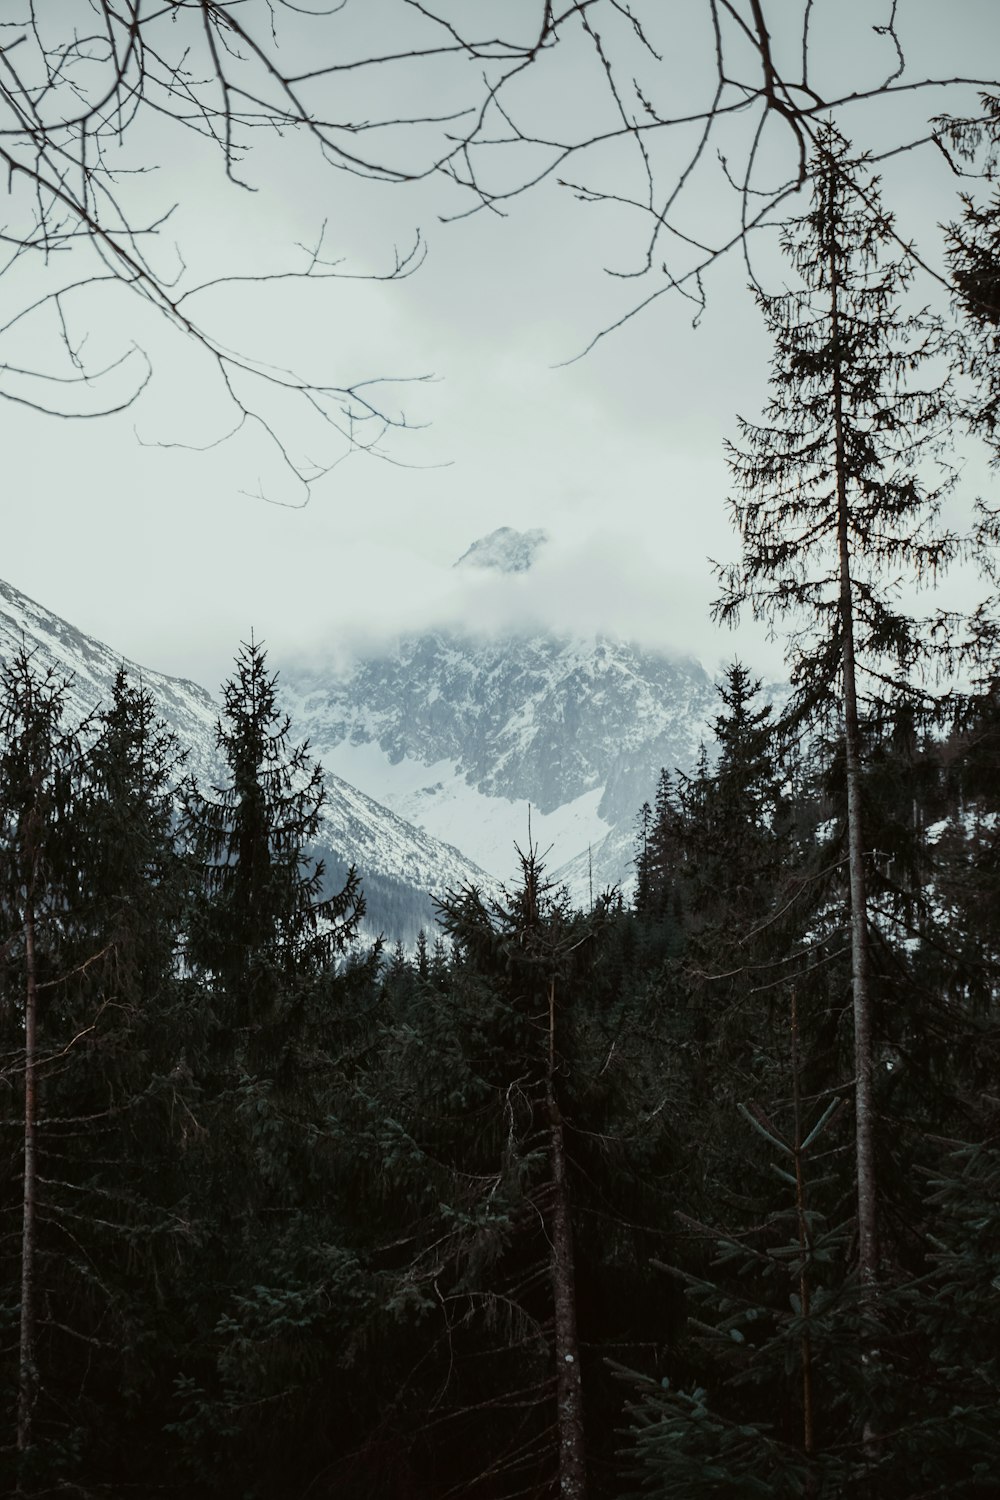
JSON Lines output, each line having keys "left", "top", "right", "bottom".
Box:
{"left": 318, "top": 739, "right": 612, "bottom": 883}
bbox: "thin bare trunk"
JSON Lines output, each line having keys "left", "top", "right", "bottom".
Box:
{"left": 18, "top": 893, "right": 39, "bottom": 1453}
{"left": 547, "top": 979, "right": 587, "bottom": 1500}
{"left": 790, "top": 990, "right": 814, "bottom": 1461}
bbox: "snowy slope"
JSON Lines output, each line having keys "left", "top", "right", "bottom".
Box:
{"left": 314, "top": 737, "right": 612, "bottom": 889}
{"left": 0, "top": 577, "right": 493, "bottom": 939}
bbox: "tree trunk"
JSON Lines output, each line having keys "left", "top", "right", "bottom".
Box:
{"left": 547, "top": 979, "right": 587, "bottom": 1500}
{"left": 790, "top": 990, "right": 814, "bottom": 1462}
{"left": 830, "top": 287, "right": 879, "bottom": 1300}
{"left": 18, "top": 894, "right": 39, "bottom": 1453}
{"left": 829, "top": 229, "right": 879, "bottom": 1457}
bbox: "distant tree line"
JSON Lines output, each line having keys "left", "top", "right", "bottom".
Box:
{"left": 3, "top": 123, "right": 1000, "bottom": 1497}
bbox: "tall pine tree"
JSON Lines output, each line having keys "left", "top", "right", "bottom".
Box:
{"left": 182, "top": 636, "right": 363, "bottom": 1060}
{"left": 714, "top": 124, "right": 958, "bottom": 1390}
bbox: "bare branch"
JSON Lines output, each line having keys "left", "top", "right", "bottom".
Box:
{"left": 0, "top": 1, "right": 995, "bottom": 492}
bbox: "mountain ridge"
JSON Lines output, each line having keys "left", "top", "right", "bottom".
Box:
{"left": 281, "top": 529, "right": 722, "bottom": 899}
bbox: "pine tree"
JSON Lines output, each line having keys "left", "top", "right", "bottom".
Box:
{"left": 168, "top": 639, "right": 373, "bottom": 1495}
{"left": 616, "top": 670, "right": 855, "bottom": 1492}
{"left": 339, "top": 854, "right": 682, "bottom": 1500}
{"left": 82, "top": 667, "right": 188, "bottom": 1006}
{"left": 57, "top": 669, "right": 198, "bottom": 1487}
{"left": 677, "top": 664, "right": 790, "bottom": 929}
{"left": 633, "top": 800, "right": 654, "bottom": 915}
{"left": 643, "top": 769, "right": 684, "bottom": 931}
{"left": 0, "top": 650, "right": 90, "bottom": 1472}
{"left": 415, "top": 927, "right": 429, "bottom": 981}
{"left": 0, "top": 660, "right": 207, "bottom": 1493}
{"left": 714, "top": 123, "right": 959, "bottom": 1381}
{"left": 945, "top": 110, "right": 1000, "bottom": 462}
{"left": 182, "top": 636, "right": 364, "bottom": 1060}
{"left": 433, "top": 852, "right": 591, "bottom": 1499}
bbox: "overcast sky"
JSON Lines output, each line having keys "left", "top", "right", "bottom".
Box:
{"left": 3, "top": 1, "right": 997, "bottom": 692}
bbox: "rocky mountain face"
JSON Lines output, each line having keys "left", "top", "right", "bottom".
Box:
{"left": 289, "top": 632, "right": 713, "bottom": 823}
{"left": 0, "top": 577, "right": 492, "bottom": 943}
{"left": 282, "top": 528, "right": 720, "bottom": 899}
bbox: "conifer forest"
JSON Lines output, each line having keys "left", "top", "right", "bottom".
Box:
{"left": 4, "top": 101, "right": 1000, "bottom": 1500}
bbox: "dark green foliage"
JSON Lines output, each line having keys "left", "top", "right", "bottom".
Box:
{"left": 161, "top": 640, "right": 379, "bottom": 1495}
{"left": 0, "top": 658, "right": 200, "bottom": 1494}
{"left": 0, "top": 648, "right": 88, "bottom": 986}
{"left": 181, "top": 639, "right": 364, "bottom": 1026}
{"left": 715, "top": 123, "right": 958, "bottom": 725}
{"left": 312, "top": 853, "right": 685, "bottom": 1499}
{"left": 617, "top": 640, "right": 1000, "bottom": 1492}
{"left": 618, "top": 1373, "right": 816, "bottom": 1499}
{"left": 944, "top": 92, "right": 1000, "bottom": 462}
{"left": 0, "top": 650, "right": 88, "bottom": 1487}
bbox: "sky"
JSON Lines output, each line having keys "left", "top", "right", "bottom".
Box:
{"left": 3, "top": 1, "right": 998, "bottom": 693}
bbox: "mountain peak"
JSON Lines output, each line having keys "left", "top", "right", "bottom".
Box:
{"left": 454, "top": 526, "right": 549, "bottom": 574}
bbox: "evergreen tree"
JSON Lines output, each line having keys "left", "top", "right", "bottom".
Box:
{"left": 182, "top": 636, "right": 364, "bottom": 1059}
{"left": 642, "top": 769, "right": 685, "bottom": 933}
{"left": 633, "top": 800, "right": 654, "bottom": 915}
{"left": 0, "top": 649, "right": 87, "bottom": 1472}
{"left": 945, "top": 101, "right": 1000, "bottom": 465}
{"left": 616, "top": 671, "right": 858, "bottom": 1492}
{"left": 428, "top": 853, "right": 593, "bottom": 1498}
{"left": 54, "top": 669, "right": 199, "bottom": 1490}
{"left": 81, "top": 667, "right": 188, "bottom": 1005}
{"left": 676, "top": 664, "right": 790, "bottom": 930}
{"left": 714, "top": 123, "right": 959, "bottom": 1380}
{"left": 0, "top": 659, "right": 205, "bottom": 1494}
{"left": 341, "top": 854, "right": 682, "bottom": 1500}
{"left": 168, "top": 639, "right": 374, "bottom": 1496}
{"left": 414, "top": 927, "right": 429, "bottom": 981}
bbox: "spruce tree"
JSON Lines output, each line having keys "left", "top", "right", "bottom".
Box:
{"left": 675, "top": 664, "right": 790, "bottom": 932}
{"left": 81, "top": 667, "right": 188, "bottom": 1009}
{"left": 431, "top": 853, "right": 592, "bottom": 1499}
{"left": 169, "top": 639, "right": 372, "bottom": 1495}
{"left": 344, "top": 854, "right": 681, "bottom": 1500}
{"left": 0, "top": 660, "right": 203, "bottom": 1494}
{"left": 616, "top": 672, "right": 857, "bottom": 1492}
{"left": 714, "top": 123, "right": 958, "bottom": 1381}
{"left": 945, "top": 115, "right": 1000, "bottom": 464}
{"left": 0, "top": 650, "right": 90, "bottom": 1475}
{"left": 182, "top": 635, "right": 363, "bottom": 1058}
{"left": 58, "top": 669, "right": 197, "bottom": 1488}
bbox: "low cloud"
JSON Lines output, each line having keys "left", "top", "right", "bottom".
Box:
{"left": 276, "top": 522, "right": 788, "bottom": 682}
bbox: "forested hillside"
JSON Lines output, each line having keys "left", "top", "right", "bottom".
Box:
{"left": 3, "top": 125, "right": 1000, "bottom": 1499}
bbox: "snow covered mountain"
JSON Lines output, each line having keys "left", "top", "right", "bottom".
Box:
{"left": 282, "top": 528, "right": 721, "bottom": 899}
{"left": 0, "top": 576, "right": 493, "bottom": 942}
